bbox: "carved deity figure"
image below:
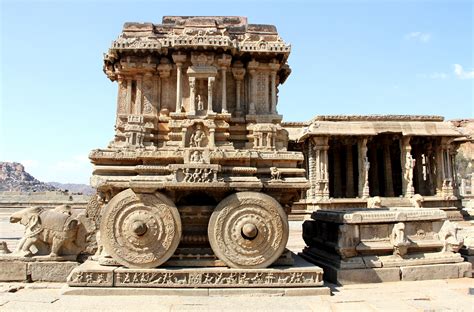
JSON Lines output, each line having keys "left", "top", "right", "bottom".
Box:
{"left": 270, "top": 167, "right": 281, "bottom": 180}
{"left": 190, "top": 151, "right": 203, "bottom": 163}
{"left": 406, "top": 153, "right": 415, "bottom": 190}
{"left": 183, "top": 168, "right": 192, "bottom": 182}
{"left": 190, "top": 124, "right": 206, "bottom": 147}
{"left": 197, "top": 94, "right": 204, "bottom": 111}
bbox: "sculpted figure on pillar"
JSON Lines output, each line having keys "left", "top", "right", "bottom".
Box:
{"left": 190, "top": 124, "right": 206, "bottom": 147}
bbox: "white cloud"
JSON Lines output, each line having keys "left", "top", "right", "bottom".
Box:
{"left": 453, "top": 64, "right": 474, "bottom": 79}
{"left": 405, "top": 32, "right": 431, "bottom": 43}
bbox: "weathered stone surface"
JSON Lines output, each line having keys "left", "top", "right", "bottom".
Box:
{"left": 67, "top": 260, "right": 114, "bottom": 287}
{"left": 400, "top": 262, "right": 472, "bottom": 281}
{"left": 302, "top": 208, "right": 468, "bottom": 284}
{"left": 62, "top": 286, "right": 331, "bottom": 297}
{"left": 85, "top": 15, "right": 307, "bottom": 271}
{"left": 7, "top": 205, "right": 87, "bottom": 259}
{"left": 68, "top": 256, "right": 324, "bottom": 289}
{"left": 0, "top": 261, "right": 27, "bottom": 281}
{"left": 28, "top": 261, "right": 78, "bottom": 282}
{"left": 315, "top": 262, "right": 401, "bottom": 285}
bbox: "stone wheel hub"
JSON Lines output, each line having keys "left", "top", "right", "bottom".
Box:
{"left": 100, "top": 189, "right": 182, "bottom": 268}
{"left": 208, "top": 192, "right": 289, "bottom": 269}
{"left": 242, "top": 222, "right": 258, "bottom": 240}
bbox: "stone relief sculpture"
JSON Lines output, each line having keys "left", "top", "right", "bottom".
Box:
{"left": 197, "top": 94, "right": 204, "bottom": 111}
{"left": 190, "top": 124, "right": 206, "bottom": 147}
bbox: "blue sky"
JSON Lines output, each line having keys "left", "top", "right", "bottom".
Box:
{"left": 1, "top": 0, "right": 473, "bottom": 184}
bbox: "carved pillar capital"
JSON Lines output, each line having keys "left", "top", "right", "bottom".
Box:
{"left": 172, "top": 52, "right": 187, "bottom": 64}
{"left": 217, "top": 54, "right": 232, "bottom": 68}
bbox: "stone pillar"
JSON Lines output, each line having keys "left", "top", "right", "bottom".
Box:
{"left": 401, "top": 136, "right": 415, "bottom": 197}
{"left": 153, "top": 74, "right": 160, "bottom": 112}
{"left": 435, "top": 144, "right": 444, "bottom": 196}
{"left": 218, "top": 55, "right": 231, "bottom": 114}
{"left": 358, "top": 138, "right": 370, "bottom": 198}
{"left": 175, "top": 64, "right": 182, "bottom": 113}
{"left": 157, "top": 58, "right": 172, "bottom": 110}
{"left": 135, "top": 75, "right": 142, "bottom": 115}
{"left": 232, "top": 63, "right": 245, "bottom": 117}
{"left": 172, "top": 53, "right": 187, "bottom": 113}
{"left": 320, "top": 137, "right": 330, "bottom": 199}
{"left": 308, "top": 137, "right": 330, "bottom": 200}
{"left": 181, "top": 128, "right": 186, "bottom": 147}
{"left": 188, "top": 77, "right": 196, "bottom": 115}
{"left": 270, "top": 72, "right": 277, "bottom": 114}
{"left": 209, "top": 128, "right": 215, "bottom": 148}
{"left": 307, "top": 139, "right": 316, "bottom": 200}
{"left": 460, "top": 178, "right": 466, "bottom": 196}
{"left": 383, "top": 139, "right": 394, "bottom": 197}
{"left": 264, "top": 73, "right": 270, "bottom": 112}
{"left": 269, "top": 60, "right": 279, "bottom": 114}
{"left": 345, "top": 143, "right": 354, "bottom": 197}
{"left": 126, "top": 78, "right": 132, "bottom": 114}
{"left": 247, "top": 60, "right": 259, "bottom": 115}
{"left": 207, "top": 77, "right": 215, "bottom": 114}
{"left": 221, "top": 68, "right": 227, "bottom": 113}
{"left": 333, "top": 144, "right": 342, "bottom": 198}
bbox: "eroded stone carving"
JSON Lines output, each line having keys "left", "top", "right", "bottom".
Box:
{"left": 390, "top": 222, "right": 408, "bottom": 256}
{"left": 438, "top": 220, "right": 464, "bottom": 252}
{"left": 367, "top": 196, "right": 382, "bottom": 208}
{"left": 9, "top": 205, "right": 85, "bottom": 259}
{"left": 100, "top": 189, "right": 182, "bottom": 268}
{"left": 302, "top": 208, "right": 467, "bottom": 282}
{"left": 208, "top": 192, "right": 289, "bottom": 269}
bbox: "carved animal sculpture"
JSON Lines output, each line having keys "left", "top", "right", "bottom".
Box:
{"left": 10, "top": 205, "right": 84, "bottom": 258}
{"left": 367, "top": 196, "right": 382, "bottom": 208}
{"left": 390, "top": 222, "right": 409, "bottom": 256}
{"left": 438, "top": 220, "right": 464, "bottom": 253}
{"left": 410, "top": 194, "right": 424, "bottom": 208}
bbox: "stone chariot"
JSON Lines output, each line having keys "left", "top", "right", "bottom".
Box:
{"left": 89, "top": 16, "right": 307, "bottom": 271}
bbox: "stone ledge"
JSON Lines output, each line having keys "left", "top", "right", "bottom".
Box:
{"left": 61, "top": 285, "right": 331, "bottom": 296}
{"left": 67, "top": 255, "right": 325, "bottom": 289}
{"left": 0, "top": 261, "right": 27, "bottom": 282}
{"left": 0, "top": 261, "right": 78, "bottom": 282}
{"left": 301, "top": 253, "right": 472, "bottom": 285}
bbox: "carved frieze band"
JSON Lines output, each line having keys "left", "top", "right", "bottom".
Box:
{"left": 70, "top": 270, "right": 322, "bottom": 288}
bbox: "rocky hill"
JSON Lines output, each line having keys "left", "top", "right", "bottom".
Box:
{"left": 0, "top": 162, "right": 58, "bottom": 192}
{"left": 0, "top": 162, "right": 94, "bottom": 194}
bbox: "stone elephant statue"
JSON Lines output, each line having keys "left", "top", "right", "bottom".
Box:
{"left": 10, "top": 205, "right": 86, "bottom": 258}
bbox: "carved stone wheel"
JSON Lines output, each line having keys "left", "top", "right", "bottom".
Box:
{"left": 208, "top": 192, "right": 289, "bottom": 269}
{"left": 100, "top": 189, "right": 182, "bottom": 268}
